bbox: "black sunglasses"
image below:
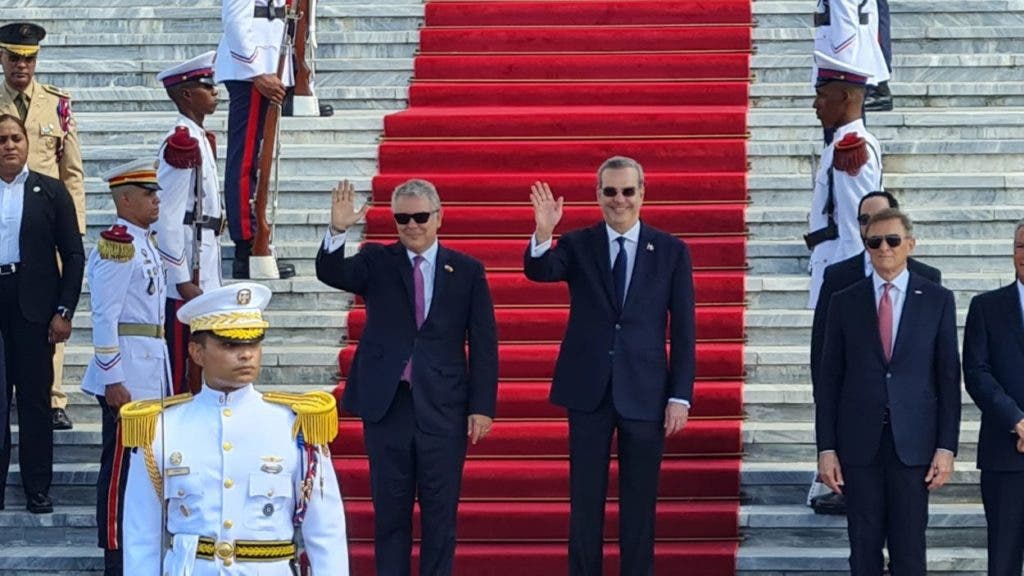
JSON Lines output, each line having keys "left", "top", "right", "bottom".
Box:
{"left": 393, "top": 211, "right": 436, "bottom": 225}
{"left": 865, "top": 235, "right": 904, "bottom": 249}
{"left": 857, "top": 214, "right": 871, "bottom": 225}
{"left": 601, "top": 186, "right": 638, "bottom": 198}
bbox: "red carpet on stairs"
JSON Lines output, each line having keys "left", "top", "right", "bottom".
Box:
{"left": 332, "top": 1, "right": 751, "bottom": 573}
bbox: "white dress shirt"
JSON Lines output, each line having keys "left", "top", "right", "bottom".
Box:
{"left": 0, "top": 165, "right": 28, "bottom": 264}
{"left": 1017, "top": 280, "right": 1024, "bottom": 326}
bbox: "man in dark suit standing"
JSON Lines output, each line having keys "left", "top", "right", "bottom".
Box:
{"left": 524, "top": 156, "right": 696, "bottom": 575}
{"left": 963, "top": 219, "right": 1024, "bottom": 575}
{"left": 0, "top": 113, "right": 84, "bottom": 512}
{"left": 816, "top": 208, "right": 960, "bottom": 576}
{"left": 317, "top": 178, "right": 498, "bottom": 575}
{"left": 807, "top": 191, "right": 942, "bottom": 513}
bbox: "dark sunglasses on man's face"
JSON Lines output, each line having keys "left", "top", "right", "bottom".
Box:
{"left": 393, "top": 211, "right": 435, "bottom": 225}
{"left": 865, "top": 235, "right": 904, "bottom": 250}
{"left": 601, "top": 186, "right": 638, "bottom": 198}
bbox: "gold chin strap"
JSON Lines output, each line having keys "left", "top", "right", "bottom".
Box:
{"left": 0, "top": 43, "right": 39, "bottom": 57}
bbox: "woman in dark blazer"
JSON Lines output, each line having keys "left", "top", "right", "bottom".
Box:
{"left": 0, "top": 113, "right": 84, "bottom": 513}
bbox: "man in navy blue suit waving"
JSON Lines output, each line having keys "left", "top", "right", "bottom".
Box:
{"left": 316, "top": 179, "right": 498, "bottom": 576}
{"left": 524, "top": 156, "right": 696, "bottom": 575}
{"left": 816, "top": 208, "right": 960, "bottom": 576}
{"left": 963, "top": 219, "right": 1024, "bottom": 575}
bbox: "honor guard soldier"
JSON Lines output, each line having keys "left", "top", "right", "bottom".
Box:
{"left": 154, "top": 51, "right": 225, "bottom": 393}
{"left": 805, "top": 52, "right": 882, "bottom": 309}
{"left": 813, "top": 0, "right": 891, "bottom": 135}
{"left": 80, "top": 159, "right": 169, "bottom": 575}
{"left": 215, "top": 0, "right": 295, "bottom": 280}
{"left": 119, "top": 282, "right": 350, "bottom": 575}
{"left": 0, "top": 22, "right": 85, "bottom": 431}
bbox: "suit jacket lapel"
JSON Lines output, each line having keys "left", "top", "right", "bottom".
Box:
{"left": 425, "top": 245, "right": 450, "bottom": 327}
{"left": 589, "top": 223, "right": 617, "bottom": 312}
{"left": 889, "top": 272, "right": 923, "bottom": 362}
{"left": 389, "top": 243, "right": 415, "bottom": 311}
{"left": 19, "top": 172, "right": 40, "bottom": 258}
{"left": 621, "top": 223, "right": 652, "bottom": 312}
{"left": 855, "top": 278, "right": 888, "bottom": 364}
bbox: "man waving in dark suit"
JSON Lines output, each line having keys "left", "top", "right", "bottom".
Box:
{"left": 963, "top": 219, "right": 1024, "bottom": 575}
{"left": 524, "top": 155, "right": 696, "bottom": 575}
{"left": 816, "top": 208, "right": 960, "bottom": 576}
{"left": 316, "top": 178, "right": 498, "bottom": 576}
{"left": 807, "top": 191, "right": 942, "bottom": 513}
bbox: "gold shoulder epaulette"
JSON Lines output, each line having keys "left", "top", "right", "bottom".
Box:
{"left": 41, "top": 84, "right": 70, "bottom": 98}
{"left": 263, "top": 391, "right": 339, "bottom": 446}
{"left": 97, "top": 225, "right": 135, "bottom": 262}
{"left": 119, "top": 393, "right": 193, "bottom": 448}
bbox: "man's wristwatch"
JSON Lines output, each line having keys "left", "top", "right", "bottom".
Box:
{"left": 56, "top": 306, "right": 73, "bottom": 321}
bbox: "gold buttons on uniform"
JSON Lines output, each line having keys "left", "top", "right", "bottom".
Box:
{"left": 223, "top": 442, "right": 233, "bottom": 452}
{"left": 223, "top": 520, "right": 233, "bottom": 529}
{"left": 223, "top": 408, "right": 232, "bottom": 417}
{"left": 224, "top": 478, "right": 234, "bottom": 489}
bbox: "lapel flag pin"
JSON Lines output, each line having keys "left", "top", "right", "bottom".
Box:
{"left": 914, "top": 290, "right": 923, "bottom": 294}
{"left": 646, "top": 243, "right": 654, "bottom": 252}
{"left": 32, "top": 186, "right": 41, "bottom": 193}
{"left": 444, "top": 264, "right": 454, "bottom": 273}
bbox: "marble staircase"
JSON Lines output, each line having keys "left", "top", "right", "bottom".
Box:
{"left": 0, "top": 0, "right": 422, "bottom": 572}
{"left": 739, "top": 1, "right": 1024, "bottom": 574}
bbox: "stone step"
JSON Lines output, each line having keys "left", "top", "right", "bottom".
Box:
{"left": 749, "top": 139, "right": 1024, "bottom": 174}
{"left": 69, "top": 86, "right": 410, "bottom": 112}
{"left": 749, "top": 108, "right": 1024, "bottom": 142}
{"left": 742, "top": 420, "right": 980, "bottom": 463}
{"left": 741, "top": 461, "right": 983, "bottom": 506}
{"left": 743, "top": 383, "right": 982, "bottom": 425}
{"left": 754, "top": 26, "right": 1024, "bottom": 56}
{"left": 741, "top": 504, "right": 987, "bottom": 548}
{"left": 749, "top": 204, "right": 1024, "bottom": 238}
{"left": 736, "top": 546, "right": 986, "bottom": 575}
{"left": 32, "top": 31, "right": 419, "bottom": 61}
{"left": 35, "top": 58, "right": 414, "bottom": 90}
{"left": 0, "top": 544, "right": 101, "bottom": 575}
{"left": 753, "top": 53, "right": 1024, "bottom": 83}
{"left": 744, "top": 309, "right": 981, "bottom": 348}
{"left": 749, "top": 239, "right": 1019, "bottom": 276}
{"left": 750, "top": 81, "right": 1024, "bottom": 109}
{"left": 746, "top": 272, "right": 1015, "bottom": 310}
{"left": 753, "top": 0, "right": 1024, "bottom": 22}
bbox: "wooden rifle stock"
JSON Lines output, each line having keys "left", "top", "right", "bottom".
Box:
{"left": 292, "top": 0, "right": 314, "bottom": 98}
{"left": 251, "top": 3, "right": 297, "bottom": 258}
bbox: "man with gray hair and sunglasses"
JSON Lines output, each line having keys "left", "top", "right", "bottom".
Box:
{"left": 525, "top": 156, "right": 696, "bottom": 575}
{"left": 317, "top": 178, "right": 498, "bottom": 575}
{"left": 816, "top": 208, "right": 960, "bottom": 575}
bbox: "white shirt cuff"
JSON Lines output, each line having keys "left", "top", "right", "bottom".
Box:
{"left": 530, "top": 235, "right": 552, "bottom": 258}
{"left": 936, "top": 448, "right": 955, "bottom": 456}
{"left": 668, "top": 398, "right": 690, "bottom": 408}
{"left": 323, "top": 228, "right": 347, "bottom": 254}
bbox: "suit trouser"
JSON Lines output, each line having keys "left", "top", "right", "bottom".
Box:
{"left": 842, "top": 423, "right": 929, "bottom": 576}
{"left": 95, "top": 395, "right": 129, "bottom": 576}
{"left": 363, "top": 383, "right": 468, "bottom": 576}
{"left": 877, "top": 0, "right": 893, "bottom": 72}
{"left": 224, "top": 80, "right": 270, "bottom": 244}
{"left": 0, "top": 274, "right": 55, "bottom": 500}
{"left": 981, "top": 470, "right": 1024, "bottom": 576}
{"left": 568, "top": 388, "right": 665, "bottom": 576}
{"left": 51, "top": 253, "right": 67, "bottom": 410}
{"left": 164, "top": 298, "right": 190, "bottom": 395}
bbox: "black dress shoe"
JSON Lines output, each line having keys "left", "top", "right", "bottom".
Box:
{"left": 277, "top": 262, "right": 296, "bottom": 279}
{"left": 810, "top": 491, "right": 847, "bottom": 515}
{"left": 26, "top": 493, "right": 53, "bottom": 514}
{"left": 864, "top": 82, "right": 894, "bottom": 112}
{"left": 51, "top": 408, "right": 73, "bottom": 431}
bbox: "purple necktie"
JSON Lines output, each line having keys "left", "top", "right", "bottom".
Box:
{"left": 401, "top": 255, "right": 426, "bottom": 383}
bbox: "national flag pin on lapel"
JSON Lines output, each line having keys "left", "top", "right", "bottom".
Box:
{"left": 32, "top": 186, "right": 40, "bottom": 193}
{"left": 914, "top": 290, "right": 923, "bottom": 294}
{"left": 646, "top": 243, "right": 654, "bottom": 252}
{"left": 444, "top": 264, "right": 454, "bottom": 273}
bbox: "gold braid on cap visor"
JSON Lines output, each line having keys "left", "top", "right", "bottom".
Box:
{"left": 0, "top": 43, "right": 39, "bottom": 57}
{"left": 189, "top": 311, "right": 269, "bottom": 339}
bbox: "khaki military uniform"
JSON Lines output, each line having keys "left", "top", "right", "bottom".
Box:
{"left": 1, "top": 79, "right": 85, "bottom": 411}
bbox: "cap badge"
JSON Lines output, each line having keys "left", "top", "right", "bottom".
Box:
{"left": 237, "top": 289, "right": 252, "bottom": 305}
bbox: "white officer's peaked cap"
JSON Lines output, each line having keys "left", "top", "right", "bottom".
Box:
{"left": 814, "top": 50, "right": 871, "bottom": 86}
{"left": 157, "top": 50, "right": 217, "bottom": 88}
{"left": 178, "top": 282, "right": 272, "bottom": 342}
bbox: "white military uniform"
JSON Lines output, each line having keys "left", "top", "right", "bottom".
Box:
{"left": 813, "top": 0, "right": 890, "bottom": 86}
{"left": 80, "top": 219, "right": 169, "bottom": 400}
{"left": 807, "top": 118, "right": 882, "bottom": 308}
{"left": 155, "top": 115, "right": 224, "bottom": 298}
{"left": 216, "top": 0, "right": 294, "bottom": 86}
